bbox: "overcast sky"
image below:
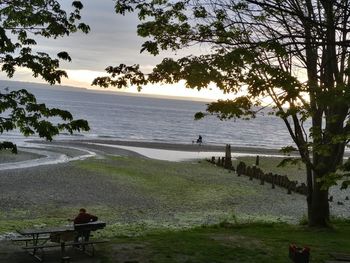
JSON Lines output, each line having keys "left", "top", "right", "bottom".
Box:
{"left": 0, "top": 0, "right": 230, "bottom": 101}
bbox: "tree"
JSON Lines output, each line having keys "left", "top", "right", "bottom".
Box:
{"left": 94, "top": 0, "right": 350, "bottom": 227}
{"left": 0, "top": 0, "right": 90, "bottom": 151}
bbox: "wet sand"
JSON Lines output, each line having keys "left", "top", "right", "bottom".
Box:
{"left": 78, "top": 139, "right": 285, "bottom": 155}
{"left": 0, "top": 139, "right": 288, "bottom": 168}
{"left": 30, "top": 139, "right": 290, "bottom": 157}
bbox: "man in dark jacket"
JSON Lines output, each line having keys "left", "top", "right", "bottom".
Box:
{"left": 72, "top": 208, "right": 98, "bottom": 242}
{"left": 74, "top": 208, "right": 98, "bottom": 224}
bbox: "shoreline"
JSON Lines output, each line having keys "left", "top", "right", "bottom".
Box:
{"left": 0, "top": 138, "right": 306, "bottom": 167}
{"left": 4, "top": 137, "right": 349, "bottom": 167}
{"left": 23, "top": 139, "right": 293, "bottom": 164}
{"left": 77, "top": 139, "right": 287, "bottom": 155}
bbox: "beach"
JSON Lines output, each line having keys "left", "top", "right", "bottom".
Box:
{"left": 0, "top": 139, "right": 290, "bottom": 170}
{"left": 0, "top": 139, "right": 349, "bottom": 229}
{"left": 0, "top": 140, "right": 305, "bottom": 225}
{"left": 0, "top": 139, "right": 349, "bottom": 262}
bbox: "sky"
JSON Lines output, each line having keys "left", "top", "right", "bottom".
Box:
{"left": 0, "top": 0, "right": 232, "bottom": 101}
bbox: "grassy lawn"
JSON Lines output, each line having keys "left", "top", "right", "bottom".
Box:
{"left": 96, "top": 221, "right": 350, "bottom": 263}
{"left": 0, "top": 156, "right": 260, "bottom": 235}
{"left": 77, "top": 156, "right": 256, "bottom": 209}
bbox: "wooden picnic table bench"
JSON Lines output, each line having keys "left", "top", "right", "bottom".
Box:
{"left": 324, "top": 252, "right": 350, "bottom": 263}
{"left": 22, "top": 239, "right": 109, "bottom": 257}
{"left": 14, "top": 221, "right": 107, "bottom": 261}
{"left": 12, "top": 235, "right": 50, "bottom": 246}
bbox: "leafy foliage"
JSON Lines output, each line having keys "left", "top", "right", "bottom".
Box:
{"left": 0, "top": 1, "right": 90, "bottom": 150}
{"left": 0, "top": 88, "right": 90, "bottom": 151}
{"left": 0, "top": 0, "right": 90, "bottom": 84}
{"left": 277, "top": 158, "right": 301, "bottom": 168}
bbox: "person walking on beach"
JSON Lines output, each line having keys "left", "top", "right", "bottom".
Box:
{"left": 196, "top": 135, "right": 203, "bottom": 145}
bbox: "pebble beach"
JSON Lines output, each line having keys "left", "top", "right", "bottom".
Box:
{"left": 0, "top": 139, "right": 349, "bottom": 263}
{"left": 0, "top": 139, "right": 348, "bottom": 228}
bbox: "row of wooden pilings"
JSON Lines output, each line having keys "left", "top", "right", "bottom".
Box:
{"left": 208, "top": 144, "right": 308, "bottom": 196}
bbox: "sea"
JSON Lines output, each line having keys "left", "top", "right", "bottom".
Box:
{"left": 0, "top": 80, "right": 295, "bottom": 149}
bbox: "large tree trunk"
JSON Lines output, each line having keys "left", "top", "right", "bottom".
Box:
{"left": 307, "top": 140, "right": 345, "bottom": 226}
{"left": 306, "top": 164, "right": 313, "bottom": 222}
{"left": 305, "top": 160, "right": 330, "bottom": 227}
{"left": 309, "top": 179, "right": 329, "bottom": 227}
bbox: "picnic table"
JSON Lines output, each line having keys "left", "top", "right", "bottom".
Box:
{"left": 13, "top": 221, "right": 107, "bottom": 262}
{"left": 324, "top": 253, "right": 350, "bottom": 263}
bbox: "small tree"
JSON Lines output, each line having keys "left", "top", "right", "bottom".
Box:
{"left": 94, "top": 0, "right": 350, "bottom": 227}
{"left": 0, "top": 1, "right": 90, "bottom": 150}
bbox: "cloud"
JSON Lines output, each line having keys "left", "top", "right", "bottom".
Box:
{"left": 0, "top": 0, "right": 229, "bottom": 101}
{"left": 32, "top": 0, "right": 159, "bottom": 71}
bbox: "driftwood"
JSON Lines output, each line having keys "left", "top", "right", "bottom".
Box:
{"left": 224, "top": 144, "right": 233, "bottom": 169}
{"left": 209, "top": 157, "right": 308, "bottom": 196}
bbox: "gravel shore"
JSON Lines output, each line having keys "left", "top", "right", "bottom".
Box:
{"left": 0, "top": 154, "right": 307, "bottom": 225}
{"left": 0, "top": 139, "right": 349, "bottom": 229}
{"left": 0, "top": 140, "right": 348, "bottom": 263}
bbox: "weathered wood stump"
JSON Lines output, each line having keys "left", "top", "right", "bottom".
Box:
{"left": 260, "top": 175, "right": 265, "bottom": 185}
{"left": 246, "top": 166, "right": 253, "bottom": 180}
{"left": 209, "top": 157, "right": 309, "bottom": 196}
{"left": 255, "top": 155, "right": 260, "bottom": 166}
{"left": 220, "top": 157, "right": 225, "bottom": 167}
{"left": 236, "top": 161, "right": 246, "bottom": 176}
{"left": 251, "top": 166, "right": 257, "bottom": 178}
{"left": 224, "top": 144, "right": 232, "bottom": 169}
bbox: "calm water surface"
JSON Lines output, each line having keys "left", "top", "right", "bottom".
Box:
{"left": 1, "top": 81, "right": 295, "bottom": 149}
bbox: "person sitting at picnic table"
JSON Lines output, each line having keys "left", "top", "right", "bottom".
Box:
{"left": 71, "top": 208, "right": 98, "bottom": 242}
{"left": 73, "top": 208, "right": 98, "bottom": 224}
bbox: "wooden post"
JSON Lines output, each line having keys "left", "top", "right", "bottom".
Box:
{"left": 236, "top": 162, "right": 246, "bottom": 176}
{"left": 277, "top": 175, "right": 282, "bottom": 186}
{"left": 224, "top": 144, "right": 232, "bottom": 169}
{"left": 252, "top": 166, "right": 257, "bottom": 178}
{"left": 260, "top": 177, "right": 265, "bottom": 185}
{"left": 255, "top": 155, "right": 260, "bottom": 166}
{"left": 221, "top": 157, "right": 225, "bottom": 166}
{"left": 267, "top": 173, "right": 273, "bottom": 183}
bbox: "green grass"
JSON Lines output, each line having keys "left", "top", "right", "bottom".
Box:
{"left": 77, "top": 156, "right": 256, "bottom": 209}
{"left": 96, "top": 221, "right": 350, "bottom": 263}
{"left": 0, "top": 156, "right": 260, "bottom": 236}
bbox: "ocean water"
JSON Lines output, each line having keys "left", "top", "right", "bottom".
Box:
{"left": 1, "top": 81, "right": 295, "bottom": 149}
